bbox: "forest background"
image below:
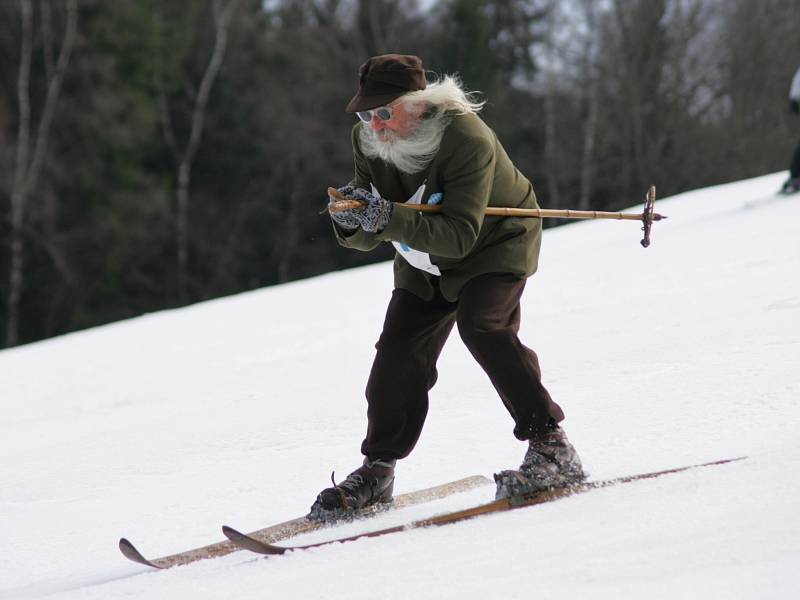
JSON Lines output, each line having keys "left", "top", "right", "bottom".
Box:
{"left": 1, "top": 0, "right": 798, "bottom": 347}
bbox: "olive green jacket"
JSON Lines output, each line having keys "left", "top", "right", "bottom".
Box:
{"left": 333, "top": 112, "right": 542, "bottom": 302}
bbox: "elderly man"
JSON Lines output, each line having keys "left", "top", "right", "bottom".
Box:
{"left": 310, "top": 54, "right": 584, "bottom": 520}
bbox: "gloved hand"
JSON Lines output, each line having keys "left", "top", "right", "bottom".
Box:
{"left": 328, "top": 185, "right": 362, "bottom": 230}
{"left": 790, "top": 100, "right": 799, "bottom": 115}
{"left": 329, "top": 186, "right": 394, "bottom": 233}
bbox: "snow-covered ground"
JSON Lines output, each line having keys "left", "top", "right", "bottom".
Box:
{"left": 1, "top": 172, "right": 798, "bottom": 599}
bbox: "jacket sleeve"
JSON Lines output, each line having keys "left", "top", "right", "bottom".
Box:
{"left": 331, "top": 222, "right": 382, "bottom": 251}
{"left": 374, "top": 135, "right": 496, "bottom": 259}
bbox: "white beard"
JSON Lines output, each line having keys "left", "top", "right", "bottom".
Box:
{"left": 358, "top": 110, "right": 451, "bottom": 174}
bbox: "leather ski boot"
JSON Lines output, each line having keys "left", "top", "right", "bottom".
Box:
{"left": 494, "top": 427, "right": 586, "bottom": 500}
{"left": 309, "top": 458, "right": 396, "bottom": 521}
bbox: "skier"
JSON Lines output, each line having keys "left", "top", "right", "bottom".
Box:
{"left": 311, "top": 54, "right": 585, "bottom": 520}
{"left": 781, "top": 65, "right": 800, "bottom": 194}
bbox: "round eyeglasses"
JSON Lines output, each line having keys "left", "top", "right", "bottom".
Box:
{"left": 356, "top": 106, "right": 394, "bottom": 123}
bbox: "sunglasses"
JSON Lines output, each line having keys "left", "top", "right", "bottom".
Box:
{"left": 356, "top": 105, "right": 394, "bottom": 123}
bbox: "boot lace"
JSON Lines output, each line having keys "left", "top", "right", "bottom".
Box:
{"left": 333, "top": 472, "right": 366, "bottom": 493}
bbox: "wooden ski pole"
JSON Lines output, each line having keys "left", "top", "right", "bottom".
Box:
{"left": 327, "top": 185, "right": 665, "bottom": 247}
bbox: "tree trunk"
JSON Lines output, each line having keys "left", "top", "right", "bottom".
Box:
{"left": 579, "top": 81, "right": 598, "bottom": 210}
{"left": 7, "top": 0, "right": 34, "bottom": 348}
{"left": 543, "top": 71, "right": 560, "bottom": 208}
{"left": 578, "top": 0, "right": 600, "bottom": 211}
{"left": 6, "top": 0, "right": 77, "bottom": 347}
{"left": 174, "top": 0, "right": 239, "bottom": 302}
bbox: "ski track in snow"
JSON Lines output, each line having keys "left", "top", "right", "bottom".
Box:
{"left": 1, "top": 172, "right": 798, "bottom": 599}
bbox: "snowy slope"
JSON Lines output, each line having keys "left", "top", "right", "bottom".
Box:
{"left": 1, "top": 172, "right": 798, "bottom": 599}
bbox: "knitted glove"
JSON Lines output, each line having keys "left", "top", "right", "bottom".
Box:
{"left": 330, "top": 186, "right": 394, "bottom": 233}
{"left": 328, "top": 186, "right": 362, "bottom": 230}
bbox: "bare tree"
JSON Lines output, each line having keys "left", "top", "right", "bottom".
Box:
{"left": 355, "top": 0, "right": 411, "bottom": 56}
{"left": 577, "top": 0, "right": 600, "bottom": 210}
{"left": 6, "top": 0, "right": 78, "bottom": 347}
{"left": 542, "top": 73, "right": 561, "bottom": 207}
{"left": 525, "top": 1, "right": 562, "bottom": 208}
{"left": 714, "top": 0, "right": 800, "bottom": 178}
{"left": 155, "top": 0, "right": 240, "bottom": 301}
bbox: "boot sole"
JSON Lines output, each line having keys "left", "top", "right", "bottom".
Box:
{"left": 494, "top": 469, "right": 586, "bottom": 500}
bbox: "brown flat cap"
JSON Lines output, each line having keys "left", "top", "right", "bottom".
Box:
{"left": 345, "top": 54, "right": 427, "bottom": 113}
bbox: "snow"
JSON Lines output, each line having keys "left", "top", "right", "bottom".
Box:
{"left": 1, "top": 172, "right": 799, "bottom": 599}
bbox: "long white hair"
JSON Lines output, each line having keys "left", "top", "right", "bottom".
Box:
{"left": 402, "top": 74, "right": 486, "bottom": 115}
{"left": 358, "top": 75, "right": 485, "bottom": 174}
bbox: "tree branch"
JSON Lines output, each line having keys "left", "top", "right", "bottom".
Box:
{"left": 176, "top": 0, "right": 241, "bottom": 293}
{"left": 24, "top": 0, "right": 78, "bottom": 191}
{"left": 182, "top": 0, "right": 239, "bottom": 168}
{"left": 12, "top": 0, "right": 33, "bottom": 205}
{"left": 6, "top": 0, "right": 34, "bottom": 347}
{"left": 41, "top": 0, "right": 55, "bottom": 82}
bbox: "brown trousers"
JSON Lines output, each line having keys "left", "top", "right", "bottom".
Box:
{"left": 361, "top": 272, "right": 565, "bottom": 461}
